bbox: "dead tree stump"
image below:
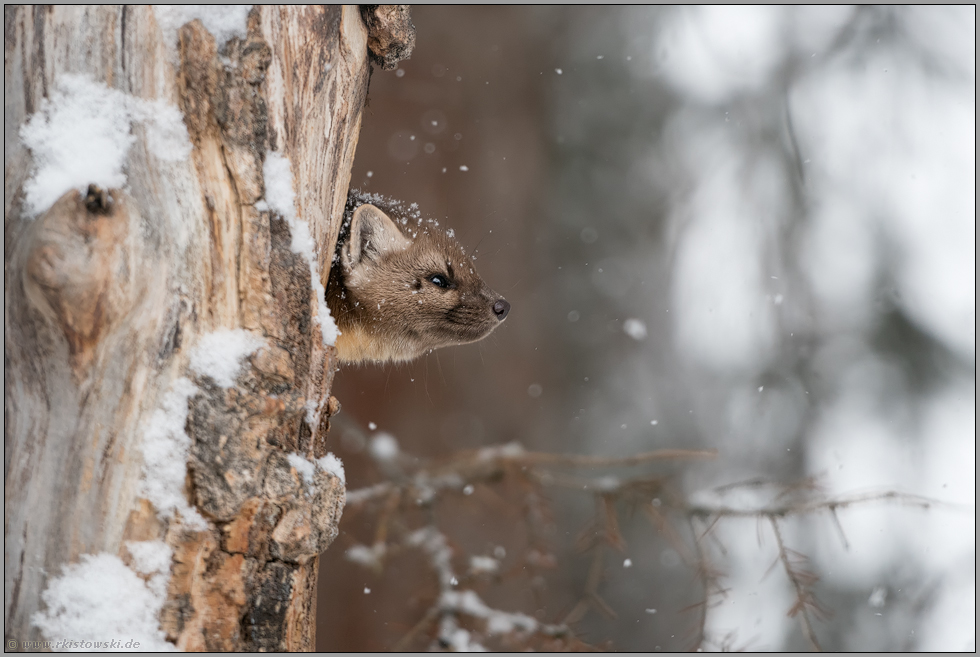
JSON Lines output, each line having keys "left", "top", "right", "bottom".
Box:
{"left": 5, "top": 5, "right": 413, "bottom": 651}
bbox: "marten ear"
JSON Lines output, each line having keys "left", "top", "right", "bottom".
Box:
{"left": 344, "top": 204, "right": 412, "bottom": 271}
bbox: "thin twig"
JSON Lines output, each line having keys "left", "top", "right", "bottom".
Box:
{"left": 827, "top": 505, "right": 850, "bottom": 550}
{"left": 684, "top": 490, "right": 961, "bottom": 520}
{"left": 342, "top": 435, "right": 960, "bottom": 652}
{"left": 518, "top": 448, "right": 717, "bottom": 467}
{"left": 373, "top": 488, "right": 402, "bottom": 547}
{"left": 686, "top": 516, "right": 711, "bottom": 652}
{"left": 393, "top": 605, "right": 440, "bottom": 652}
{"left": 644, "top": 503, "right": 696, "bottom": 566}
{"left": 769, "top": 517, "right": 822, "bottom": 652}
{"left": 345, "top": 482, "right": 393, "bottom": 506}
{"left": 347, "top": 446, "right": 715, "bottom": 506}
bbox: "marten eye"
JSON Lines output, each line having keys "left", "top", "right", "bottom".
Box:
{"left": 428, "top": 274, "right": 452, "bottom": 289}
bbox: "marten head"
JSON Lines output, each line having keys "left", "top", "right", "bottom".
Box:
{"left": 327, "top": 198, "right": 510, "bottom": 363}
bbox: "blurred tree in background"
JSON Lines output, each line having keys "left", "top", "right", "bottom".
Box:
{"left": 318, "top": 6, "right": 974, "bottom": 651}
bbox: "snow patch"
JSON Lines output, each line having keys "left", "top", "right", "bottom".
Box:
{"left": 303, "top": 399, "right": 318, "bottom": 428}
{"left": 408, "top": 527, "right": 455, "bottom": 588}
{"left": 469, "top": 556, "right": 500, "bottom": 574}
{"left": 32, "top": 550, "right": 176, "bottom": 651}
{"left": 126, "top": 540, "right": 173, "bottom": 602}
{"left": 287, "top": 452, "right": 345, "bottom": 488}
{"left": 346, "top": 542, "right": 386, "bottom": 568}
{"left": 344, "top": 482, "right": 390, "bottom": 506}
{"left": 440, "top": 589, "right": 538, "bottom": 635}
{"left": 287, "top": 453, "right": 316, "bottom": 485}
{"left": 263, "top": 151, "right": 340, "bottom": 346}
{"left": 477, "top": 442, "right": 525, "bottom": 461}
{"left": 263, "top": 151, "right": 298, "bottom": 223}
{"left": 440, "top": 625, "right": 486, "bottom": 652}
{"left": 189, "top": 328, "right": 265, "bottom": 387}
{"left": 154, "top": 5, "right": 251, "bottom": 49}
{"left": 139, "top": 378, "right": 208, "bottom": 530}
{"left": 19, "top": 74, "right": 191, "bottom": 217}
{"left": 317, "top": 452, "right": 346, "bottom": 485}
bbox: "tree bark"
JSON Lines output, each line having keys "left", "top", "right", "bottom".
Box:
{"left": 4, "top": 5, "right": 403, "bottom": 650}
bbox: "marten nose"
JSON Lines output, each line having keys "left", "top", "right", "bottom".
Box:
{"left": 492, "top": 299, "right": 510, "bottom": 321}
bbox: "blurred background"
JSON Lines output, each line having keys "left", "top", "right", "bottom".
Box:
{"left": 317, "top": 6, "right": 974, "bottom": 651}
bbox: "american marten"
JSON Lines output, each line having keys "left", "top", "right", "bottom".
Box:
{"left": 326, "top": 194, "right": 510, "bottom": 363}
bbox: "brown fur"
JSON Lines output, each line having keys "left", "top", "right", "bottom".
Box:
{"left": 326, "top": 201, "right": 509, "bottom": 363}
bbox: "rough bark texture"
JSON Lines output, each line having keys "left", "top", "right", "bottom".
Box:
{"left": 3, "top": 5, "right": 410, "bottom": 651}
{"left": 361, "top": 5, "right": 416, "bottom": 70}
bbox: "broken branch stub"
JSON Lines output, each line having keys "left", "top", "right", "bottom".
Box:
{"left": 361, "top": 5, "right": 417, "bottom": 70}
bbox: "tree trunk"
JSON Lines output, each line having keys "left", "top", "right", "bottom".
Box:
{"left": 4, "top": 5, "right": 410, "bottom": 651}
